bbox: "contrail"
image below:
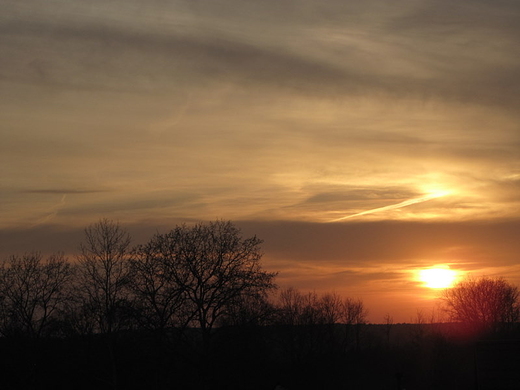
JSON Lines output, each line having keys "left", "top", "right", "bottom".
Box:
{"left": 330, "top": 193, "right": 442, "bottom": 222}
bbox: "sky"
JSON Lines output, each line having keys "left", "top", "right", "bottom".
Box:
{"left": 1, "top": 0, "right": 520, "bottom": 322}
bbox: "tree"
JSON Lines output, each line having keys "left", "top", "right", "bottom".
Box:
{"left": 75, "top": 219, "right": 134, "bottom": 390}
{"left": 342, "top": 297, "right": 368, "bottom": 326}
{"left": 275, "top": 289, "right": 369, "bottom": 360}
{"left": 319, "top": 292, "right": 344, "bottom": 325}
{"left": 384, "top": 313, "right": 393, "bottom": 346}
{"left": 153, "top": 220, "right": 277, "bottom": 351}
{"left": 277, "top": 288, "right": 367, "bottom": 328}
{"left": 0, "top": 252, "right": 72, "bottom": 337}
{"left": 341, "top": 297, "right": 368, "bottom": 351}
{"left": 76, "top": 218, "right": 132, "bottom": 334}
{"left": 278, "top": 287, "right": 305, "bottom": 326}
{"left": 129, "top": 235, "right": 188, "bottom": 334}
{"left": 219, "top": 292, "right": 276, "bottom": 327}
{"left": 441, "top": 276, "right": 520, "bottom": 332}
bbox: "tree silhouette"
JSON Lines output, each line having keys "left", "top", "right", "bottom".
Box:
{"left": 75, "top": 219, "right": 133, "bottom": 390}
{"left": 342, "top": 297, "right": 368, "bottom": 326}
{"left": 129, "top": 236, "right": 189, "bottom": 333}
{"left": 384, "top": 313, "right": 393, "bottom": 346}
{"left": 275, "top": 288, "right": 368, "bottom": 360}
{"left": 219, "top": 291, "right": 277, "bottom": 327}
{"left": 76, "top": 219, "right": 132, "bottom": 334}
{"left": 277, "top": 288, "right": 367, "bottom": 327}
{"left": 0, "top": 252, "right": 72, "bottom": 337}
{"left": 152, "top": 220, "right": 277, "bottom": 352}
{"left": 278, "top": 287, "right": 305, "bottom": 326}
{"left": 441, "top": 276, "right": 520, "bottom": 332}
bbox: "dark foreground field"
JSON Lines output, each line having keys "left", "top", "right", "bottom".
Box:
{"left": 1, "top": 323, "right": 519, "bottom": 390}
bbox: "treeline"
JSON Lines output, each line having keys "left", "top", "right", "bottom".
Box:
{"left": 0, "top": 219, "right": 374, "bottom": 341}
{"left": 0, "top": 219, "right": 374, "bottom": 390}
{"left": 0, "top": 219, "right": 277, "bottom": 340}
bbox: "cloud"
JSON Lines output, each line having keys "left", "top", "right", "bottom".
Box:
{"left": 3, "top": 218, "right": 520, "bottom": 274}
{"left": 2, "top": 0, "right": 519, "bottom": 109}
{"left": 305, "top": 187, "right": 420, "bottom": 204}
{"left": 1, "top": 1, "right": 519, "bottom": 234}
{"left": 23, "top": 189, "right": 109, "bottom": 194}
{"left": 56, "top": 191, "right": 204, "bottom": 217}
{"left": 238, "top": 220, "right": 520, "bottom": 270}
{"left": 0, "top": 19, "right": 351, "bottom": 96}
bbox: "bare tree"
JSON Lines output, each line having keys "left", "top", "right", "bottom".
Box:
{"left": 76, "top": 219, "right": 132, "bottom": 334}
{"left": 278, "top": 289, "right": 334, "bottom": 325}
{"left": 276, "top": 288, "right": 368, "bottom": 359}
{"left": 276, "top": 288, "right": 326, "bottom": 360}
{"left": 384, "top": 313, "right": 393, "bottom": 346}
{"left": 75, "top": 219, "right": 134, "bottom": 390}
{"left": 60, "top": 287, "right": 98, "bottom": 336}
{"left": 220, "top": 292, "right": 277, "bottom": 327}
{"left": 0, "top": 252, "right": 72, "bottom": 337}
{"left": 319, "top": 292, "right": 344, "bottom": 325}
{"left": 341, "top": 297, "right": 368, "bottom": 351}
{"left": 128, "top": 235, "right": 188, "bottom": 333}
{"left": 278, "top": 287, "right": 305, "bottom": 325}
{"left": 441, "top": 276, "right": 520, "bottom": 332}
{"left": 342, "top": 297, "right": 368, "bottom": 325}
{"left": 299, "top": 291, "right": 322, "bottom": 326}
{"left": 156, "top": 220, "right": 277, "bottom": 351}
{"left": 277, "top": 289, "right": 367, "bottom": 327}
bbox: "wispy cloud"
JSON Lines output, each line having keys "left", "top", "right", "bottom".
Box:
{"left": 23, "top": 189, "right": 109, "bottom": 194}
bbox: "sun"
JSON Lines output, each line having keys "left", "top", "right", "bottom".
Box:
{"left": 418, "top": 267, "right": 458, "bottom": 289}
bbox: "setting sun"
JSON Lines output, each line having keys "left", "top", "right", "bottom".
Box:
{"left": 418, "top": 267, "right": 458, "bottom": 289}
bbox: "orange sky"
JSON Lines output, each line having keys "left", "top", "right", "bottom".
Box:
{"left": 1, "top": 0, "right": 520, "bottom": 322}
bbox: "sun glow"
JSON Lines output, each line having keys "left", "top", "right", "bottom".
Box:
{"left": 418, "top": 266, "right": 458, "bottom": 289}
{"left": 422, "top": 186, "right": 451, "bottom": 200}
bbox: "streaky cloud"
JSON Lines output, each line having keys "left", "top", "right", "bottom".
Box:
{"left": 23, "top": 189, "right": 110, "bottom": 194}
